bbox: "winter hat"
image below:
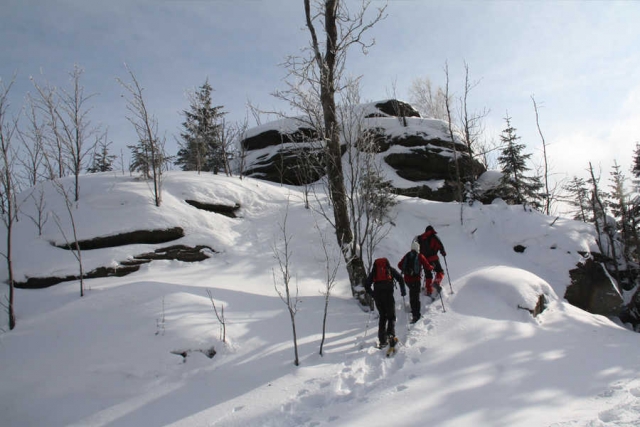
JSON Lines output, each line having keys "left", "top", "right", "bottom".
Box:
{"left": 411, "top": 240, "right": 420, "bottom": 252}
{"left": 425, "top": 225, "right": 435, "bottom": 233}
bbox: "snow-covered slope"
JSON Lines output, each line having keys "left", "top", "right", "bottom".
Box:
{"left": 1, "top": 172, "right": 639, "bottom": 427}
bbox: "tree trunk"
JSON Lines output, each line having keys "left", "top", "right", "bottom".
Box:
{"left": 312, "top": 0, "right": 368, "bottom": 306}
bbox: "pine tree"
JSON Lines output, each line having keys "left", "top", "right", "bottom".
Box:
{"left": 496, "top": 115, "right": 543, "bottom": 209}
{"left": 175, "top": 80, "right": 226, "bottom": 174}
{"left": 87, "top": 137, "right": 116, "bottom": 173}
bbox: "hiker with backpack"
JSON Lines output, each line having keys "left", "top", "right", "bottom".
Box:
{"left": 415, "top": 225, "right": 447, "bottom": 298}
{"left": 364, "top": 257, "right": 406, "bottom": 349}
{"left": 398, "top": 241, "right": 433, "bottom": 323}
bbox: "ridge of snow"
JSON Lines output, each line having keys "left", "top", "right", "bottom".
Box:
{"left": 1, "top": 172, "right": 638, "bottom": 427}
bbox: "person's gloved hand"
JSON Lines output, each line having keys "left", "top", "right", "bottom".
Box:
{"left": 441, "top": 251, "right": 447, "bottom": 257}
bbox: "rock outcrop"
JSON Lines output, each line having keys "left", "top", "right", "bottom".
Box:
{"left": 240, "top": 99, "right": 486, "bottom": 202}
{"left": 566, "top": 257, "right": 624, "bottom": 317}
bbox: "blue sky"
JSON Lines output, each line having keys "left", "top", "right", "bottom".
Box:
{"left": 2, "top": 0, "right": 639, "bottom": 189}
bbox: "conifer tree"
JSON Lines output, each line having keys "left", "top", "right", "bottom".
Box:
{"left": 175, "top": 80, "right": 226, "bottom": 174}
{"left": 563, "top": 176, "right": 590, "bottom": 222}
{"left": 496, "top": 114, "right": 543, "bottom": 209}
{"left": 87, "top": 134, "right": 116, "bottom": 173}
{"left": 608, "top": 161, "right": 634, "bottom": 268}
{"left": 632, "top": 142, "right": 640, "bottom": 180}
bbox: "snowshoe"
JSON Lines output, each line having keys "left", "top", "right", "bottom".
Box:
{"left": 386, "top": 336, "right": 399, "bottom": 357}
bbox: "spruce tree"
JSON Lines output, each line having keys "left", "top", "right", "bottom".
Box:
{"left": 87, "top": 138, "right": 116, "bottom": 173}
{"left": 175, "top": 80, "right": 226, "bottom": 174}
{"left": 630, "top": 143, "right": 640, "bottom": 261}
{"left": 128, "top": 140, "right": 151, "bottom": 178}
{"left": 608, "top": 161, "right": 633, "bottom": 270}
{"left": 632, "top": 142, "right": 640, "bottom": 180}
{"left": 563, "top": 176, "right": 590, "bottom": 222}
{"left": 496, "top": 115, "right": 543, "bottom": 209}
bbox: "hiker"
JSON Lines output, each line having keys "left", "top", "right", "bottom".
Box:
{"left": 398, "top": 240, "right": 433, "bottom": 323}
{"left": 415, "top": 225, "right": 447, "bottom": 297}
{"left": 364, "top": 257, "right": 406, "bottom": 348}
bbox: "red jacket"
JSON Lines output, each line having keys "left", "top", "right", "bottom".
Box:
{"left": 398, "top": 251, "right": 432, "bottom": 283}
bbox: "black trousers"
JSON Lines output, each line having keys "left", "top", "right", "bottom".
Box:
{"left": 406, "top": 280, "right": 421, "bottom": 319}
{"left": 373, "top": 287, "right": 396, "bottom": 343}
{"left": 430, "top": 258, "right": 444, "bottom": 274}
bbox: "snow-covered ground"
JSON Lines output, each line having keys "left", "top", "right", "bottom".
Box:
{"left": 1, "top": 172, "right": 639, "bottom": 427}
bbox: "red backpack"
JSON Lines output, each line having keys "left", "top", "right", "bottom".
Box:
{"left": 373, "top": 258, "right": 392, "bottom": 282}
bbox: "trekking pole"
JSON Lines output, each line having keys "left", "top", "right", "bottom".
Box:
{"left": 360, "top": 305, "right": 374, "bottom": 348}
{"left": 402, "top": 294, "right": 410, "bottom": 329}
{"left": 438, "top": 288, "right": 446, "bottom": 312}
{"left": 444, "top": 255, "right": 454, "bottom": 294}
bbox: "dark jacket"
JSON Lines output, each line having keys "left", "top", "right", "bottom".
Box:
{"left": 417, "top": 228, "right": 446, "bottom": 262}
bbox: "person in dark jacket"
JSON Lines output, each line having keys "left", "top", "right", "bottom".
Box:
{"left": 398, "top": 241, "right": 433, "bottom": 323}
{"left": 416, "top": 225, "right": 446, "bottom": 297}
{"left": 364, "top": 257, "right": 406, "bottom": 348}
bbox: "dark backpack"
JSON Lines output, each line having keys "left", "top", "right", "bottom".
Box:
{"left": 417, "top": 234, "right": 437, "bottom": 258}
{"left": 372, "top": 258, "right": 392, "bottom": 283}
{"left": 402, "top": 251, "right": 420, "bottom": 276}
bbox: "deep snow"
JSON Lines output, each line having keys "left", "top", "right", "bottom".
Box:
{"left": 1, "top": 172, "right": 639, "bottom": 427}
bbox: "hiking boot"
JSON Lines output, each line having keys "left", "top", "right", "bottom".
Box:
{"left": 411, "top": 314, "right": 421, "bottom": 324}
{"left": 377, "top": 340, "right": 388, "bottom": 349}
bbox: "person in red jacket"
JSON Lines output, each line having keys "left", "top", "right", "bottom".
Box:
{"left": 415, "top": 225, "right": 446, "bottom": 297}
{"left": 398, "top": 240, "right": 433, "bottom": 323}
{"left": 364, "top": 257, "right": 406, "bottom": 349}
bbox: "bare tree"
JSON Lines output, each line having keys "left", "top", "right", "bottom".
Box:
{"left": 18, "top": 93, "right": 48, "bottom": 187}
{"left": 58, "top": 65, "right": 99, "bottom": 200}
{"left": 50, "top": 177, "right": 85, "bottom": 297}
{"left": 219, "top": 118, "right": 247, "bottom": 177}
{"left": 531, "top": 95, "right": 552, "bottom": 215}
{"left": 443, "top": 62, "right": 464, "bottom": 224}
{"left": 0, "top": 78, "right": 20, "bottom": 329}
{"left": 315, "top": 221, "right": 341, "bottom": 356}
{"left": 117, "top": 64, "right": 168, "bottom": 207}
{"left": 339, "top": 80, "right": 396, "bottom": 271}
{"left": 458, "top": 62, "right": 489, "bottom": 201}
{"left": 408, "top": 76, "right": 449, "bottom": 121}
{"left": 588, "top": 162, "right": 620, "bottom": 283}
{"left": 25, "top": 187, "right": 49, "bottom": 236}
{"left": 298, "top": 0, "right": 386, "bottom": 307}
{"left": 32, "top": 65, "right": 99, "bottom": 199}
{"left": 30, "top": 77, "right": 66, "bottom": 179}
{"left": 206, "top": 289, "right": 226, "bottom": 343}
{"left": 272, "top": 197, "right": 300, "bottom": 366}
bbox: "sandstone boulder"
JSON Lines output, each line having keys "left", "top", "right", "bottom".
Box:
{"left": 566, "top": 258, "right": 624, "bottom": 317}
{"left": 240, "top": 99, "right": 486, "bottom": 202}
